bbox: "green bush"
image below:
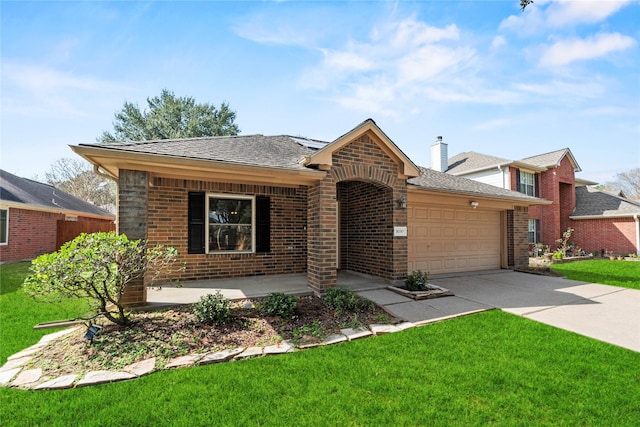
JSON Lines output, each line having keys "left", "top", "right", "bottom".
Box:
{"left": 323, "top": 287, "right": 372, "bottom": 313}
{"left": 259, "top": 292, "right": 297, "bottom": 318}
{"left": 405, "top": 270, "right": 429, "bottom": 291}
{"left": 193, "top": 292, "right": 231, "bottom": 325}
{"left": 23, "top": 232, "right": 181, "bottom": 326}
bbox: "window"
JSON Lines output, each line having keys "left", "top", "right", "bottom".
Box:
{"left": 519, "top": 171, "right": 535, "bottom": 196}
{"left": 188, "top": 192, "right": 270, "bottom": 255}
{"left": 528, "top": 219, "right": 540, "bottom": 244}
{"left": 0, "top": 209, "right": 7, "bottom": 245}
{"left": 207, "top": 195, "right": 254, "bottom": 252}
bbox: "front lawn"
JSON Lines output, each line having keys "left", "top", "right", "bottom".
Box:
{"left": 551, "top": 259, "right": 640, "bottom": 289}
{"left": 1, "top": 310, "right": 638, "bottom": 425}
{"left": 0, "top": 262, "right": 92, "bottom": 364}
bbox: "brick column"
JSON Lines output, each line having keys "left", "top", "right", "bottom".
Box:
{"left": 507, "top": 206, "right": 529, "bottom": 269}
{"left": 307, "top": 179, "right": 337, "bottom": 295}
{"left": 118, "top": 169, "right": 148, "bottom": 306}
{"left": 391, "top": 186, "right": 408, "bottom": 283}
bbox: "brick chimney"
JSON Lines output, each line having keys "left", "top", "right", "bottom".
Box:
{"left": 431, "top": 136, "right": 448, "bottom": 172}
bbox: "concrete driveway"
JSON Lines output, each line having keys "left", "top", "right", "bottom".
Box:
{"left": 360, "top": 270, "right": 640, "bottom": 353}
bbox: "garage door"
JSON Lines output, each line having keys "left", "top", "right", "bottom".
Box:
{"left": 408, "top": 205, "right": 501, "bottom": 275}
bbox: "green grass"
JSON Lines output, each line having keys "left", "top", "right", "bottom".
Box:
{"left": 2, "top": 261, "right": 639, "bottom": 425}
{"left": 551, "top": 259, "right": 640, "bottom": 289}
{"left": 1, "top": 310, "right": 638, "bottom": 426}
{"left": 0, "top": 262, "right": 92, "bottom": 364}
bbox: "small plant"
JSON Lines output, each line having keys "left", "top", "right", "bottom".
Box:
{"left": 292, "top": 320, "right": 325, "bottom": 344}
{"left": 405, "top": 270, "right": 429, "bottom": 291}
{"left": 323, "top": 286, "right": 371, "bottom": 313}
{"left": 552, "top": 251, "right": 563, "bottom": 260}
{"left": 193, "top": 291, "right": 231, "bottom": 325}
{"left": 555, "top": 227, "right": 574, "bottom": 258}
{"left": 259, "top": 292, "right": 297, "bottom": 318}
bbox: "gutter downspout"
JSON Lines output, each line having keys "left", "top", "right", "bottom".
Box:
{"left": 497, "top": 164, "right": 507, "bottom": 189}
{"left": 634, "top": 215, "right": 640, "bottom": 256}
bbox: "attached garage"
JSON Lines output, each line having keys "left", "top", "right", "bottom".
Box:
{"left": 408, "top": 202, "right": 503, "bottom": 275}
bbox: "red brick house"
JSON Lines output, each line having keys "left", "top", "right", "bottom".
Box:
{"left": 0, "top": 170, "right": 115, "bottom": 263}
{"left": 72, "top": 119, "right": 546, "bottom": 305}
{"left": 442, "top": 142, "right": 640, "bottom": 256}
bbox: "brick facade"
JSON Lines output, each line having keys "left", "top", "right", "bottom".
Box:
{"left": 146, "top": 177, "right": 308, "bottom": 282}
{"left": 307, "top": 134, "right": 408, "bottom": 293}
{"left": 570, "top": 217, "right": 637, "bottom": 256}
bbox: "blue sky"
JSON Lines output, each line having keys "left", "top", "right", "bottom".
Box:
{"left": 2, "top": 1, "right": 638, "bottom": 184}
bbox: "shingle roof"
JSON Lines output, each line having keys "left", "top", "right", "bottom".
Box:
{"left": 409, "top": 167, "right": 544, "bottom": 202}
{"left": 92, "top": 134, "right": 328, "bottom": 170}
{"left": 572, "top": 186, "right": 640, "bottom": 217}
{"left": 0, "top": 169, "right": 114, "bottom": 218}
{"left": 520, "top": 148, "right": 578, "bottom": 169}
{"left": 446, "top": 151, "right": 512, "bottom": 175}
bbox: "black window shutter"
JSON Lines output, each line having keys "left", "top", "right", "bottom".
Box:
{"left": 188, "top": 192, "right": 205, "bottom": 254}
{"left": 534, "top": 174, "right": 540, "bottom": 197}
{"left": 536, "top": 219, "right": 541, "bottom": 243}
{"left": 515, "top": 169, "right": 521, "bottom": 193}
{"left": 255, "top": 196, "right": 270, "bottom": 253}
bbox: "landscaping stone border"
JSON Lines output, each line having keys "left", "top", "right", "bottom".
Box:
{"left": 0, "top": 321, "right": 418, "bottom": 390}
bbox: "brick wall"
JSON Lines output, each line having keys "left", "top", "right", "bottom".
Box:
{"left": 570, "top": 217, "right": 637, "bottom": 256}
{"left": 307, "top": 133, "right": 408, "bottom": 293}
{"left": 506, "top": 206, "right": 529, "bottom": 268}
{"left": 147, "top": 177, "right": 308, "bottom": 282}
{"left": 0, "top": 208, "right": 63, "bottom": 263}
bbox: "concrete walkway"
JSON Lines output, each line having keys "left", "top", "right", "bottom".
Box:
{"left": 366, "top": 270, "right": 639, "bottom": 353}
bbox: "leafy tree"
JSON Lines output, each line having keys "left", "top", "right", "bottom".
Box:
{"left": 520, "top": 0, "right": 533, "bottom": 11}
{"left": 44, "top": 158, "right": 115, "bottom": 210}
{"left": 98, "top": 89, "right": 239, "bottom": 142}
{"left": 23, "top": 232, "right": 183, "bottom": 326}
{"left": 598, "top": 168, "right": 640, "bottom": 201}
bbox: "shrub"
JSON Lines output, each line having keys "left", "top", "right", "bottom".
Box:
{"left": 405, "top": 270, "right": 429, "bottom": 291}
{"left": 259, "top": 292, "right": 297, "bottom": 318}
{"left": 193, "top": 292, "right": 231, "bottom": 325}
{"left": 23, "top": 232, "right": 182, "bottom": 326}
{"left": 323, "top": 287, "right": 372, "bottom": 313}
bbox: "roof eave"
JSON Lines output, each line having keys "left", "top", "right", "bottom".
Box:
{"left": 570, "top": 213, "right": 640, "bottom": 220}
{"left": 0, "top": 199, "right": 114, "bottom": 220}
{"left": 407, "top": 184, "right": 551, "bottom": 205}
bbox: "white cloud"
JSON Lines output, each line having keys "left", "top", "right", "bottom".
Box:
{"left": 500, "top": 0, "right": 631, "bottom": 33}
{"left": 491, "top": 36, "right": 507, "bottom": 50}
{"left": 320, "top": 49, "right": 376, "bottom": 72}
{"left": 540, "top": 33, "right": 636, "bottom": 66}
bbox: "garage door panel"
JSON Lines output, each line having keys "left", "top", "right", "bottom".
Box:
{"left": 409, "top": 205, "right": 501, "bottom": 275}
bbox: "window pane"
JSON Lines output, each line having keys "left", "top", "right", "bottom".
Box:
{"left": 209, "top": 225, "right": 252, "bottom": 251}
{"left": 0, "top": 210, "right": 6, "bottom": 244}
{"left": 209, "top": 199, "right": 252, "bottom": 224}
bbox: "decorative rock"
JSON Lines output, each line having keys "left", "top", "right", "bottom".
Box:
{"left": 395, "top": 322, "right": 416, "bottom": 330}
{"left": 11, "top": 368, "right": 42, "bottom": 387}
{"left": 76, "top": 370, "right": 135, "bottom": 387}
{"left": 323, "top": 334, "right": 348, "bottom": 345}
{"left": 340, "top": 327, "right": 373, "bottom": 341}
{"left": 165, "top": 354, "right": 203, "bottom": 369}
{"left": 234, "top": 346, "right": 263, "bottom": 360}
{"left": 35, "top": 374, "right": 78, "bottom": 390}
{"left": 0, "top": 356, "right": 32, "bottom": 370}
{"left": 263, "top": 341, "right": 294, "bottom": 354}
{"left": 38, "top": 327, "right": 79, "bottom": 345}
{"left": 124, "top": 358, "right": 156, "bottom": 377}
{"left": 369, "top": 324, "right": 401, "bottom": 335}
{"left": 297, "top": 335, "right": 323, "bottom": 348}
{"left": 7, "top": 346, "right": 44, "bottom": 360}
{"left": 0, "top": 368, "right": 21, "bottom": 386}
{"left": 199, "top": 348, "right": 245, "bottom": 365}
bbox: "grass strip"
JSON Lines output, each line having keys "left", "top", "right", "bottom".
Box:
{"left": 551, "top": 259, "right": 640, "bottom": 289}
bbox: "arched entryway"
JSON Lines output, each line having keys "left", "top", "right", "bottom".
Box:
{"left": 336, "top": 180, "right": 394, "bottom": 280}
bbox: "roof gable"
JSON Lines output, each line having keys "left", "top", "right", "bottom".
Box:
{"left": 303, "top": 119, "right": 420, "bottom": 178}
{"left": 0, "top": 169, "right": 114, "bottom": 218}
{"left": 520, "top": 148, "right": 581, "bottom": 172}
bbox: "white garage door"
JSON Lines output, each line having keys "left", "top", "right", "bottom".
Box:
{"left": 408, "top": 205, "right": 501, "bottom": 275}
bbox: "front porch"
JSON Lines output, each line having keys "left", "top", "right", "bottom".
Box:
{"left": 146, "top": 271, "right": 390, "bottom": 307}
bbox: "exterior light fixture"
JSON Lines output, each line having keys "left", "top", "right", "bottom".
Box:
{"left": 397, "top": 197, "right": 407, "bottom": 209}
{"left": 470, "top": 201, "right": 479, "bottom": 209}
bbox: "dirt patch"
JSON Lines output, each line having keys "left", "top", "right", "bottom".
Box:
{"left": 25, "top": 295, "right": 395, "bottom": 378}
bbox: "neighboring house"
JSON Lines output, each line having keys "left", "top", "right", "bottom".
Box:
{"left": 72, "top": 119, "right": 546, "bottom": 306}
{"left": 0, "top": 170, "right": 115, "bottom": 263}
{"left": 436, "top": 138, "right": 640, "bottom": 255}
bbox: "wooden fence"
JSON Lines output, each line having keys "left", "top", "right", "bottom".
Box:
{"left": 56, "top": 219, "right": 115, "bottom": 250}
